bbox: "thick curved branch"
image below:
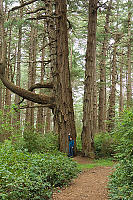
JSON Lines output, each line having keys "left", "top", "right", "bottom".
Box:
{"left": 29, "top": 82, "right": 53, "bottom": 92}
{"left": 16, "top": 82, "right": 53, "bottom": 106}
{"left": 0, "top": 62, "right": 55, "bottom": 108}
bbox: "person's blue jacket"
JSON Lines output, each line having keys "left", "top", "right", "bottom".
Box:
{"left": 68, "top": 135, "right": 74, "bottom": 157}
{"left": 68, "top": 135, "right": 74, "bottom": 148}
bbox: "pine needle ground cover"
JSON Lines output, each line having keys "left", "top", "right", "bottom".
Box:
{"left": 0, "top": 141, "right": 79, "bottom": 200}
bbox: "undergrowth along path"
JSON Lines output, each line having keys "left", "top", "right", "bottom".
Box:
{"left": 52, "top": 156, "right": 113, "bottom": 200}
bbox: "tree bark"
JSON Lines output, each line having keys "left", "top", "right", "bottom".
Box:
{"left": 93, "top": 65, "right": 97, "bottom": 135}
{"left": 45, "top": 108, "right": 51, "bottom": 133}
{"left": 5, "top": 25, "right": 11, "bottom": 111}
{"left": 54, "top": 0, "right": 76, "bottom": 154}
{"left": 81, "top": 0, "right": 97, "bottom": 158}
{"left": 36, "top": 36, "right": 45, "bottom": 134}
{"left": 14, "top": 4, "right": 23, "bottom": 122}
{"left": 98, "top": 0, "right": 112, "bottom": 133}
{"left": 107, "top": 35, "right": 118, "bottom": 132}
{"left": 45, "top": 0, "right": 57, "bottom": 134}
{"left": 25, "top": 18, "right": 37, "bottom": 126}
{"left": 119, "top": 49, "right": 124, "bottom": 115}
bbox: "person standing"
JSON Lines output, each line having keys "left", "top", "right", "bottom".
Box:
{"left": 68, "top": 134, "right": 74, "bottom": 157}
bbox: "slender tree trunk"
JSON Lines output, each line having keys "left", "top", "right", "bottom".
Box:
{"left": 45, "top": 0, "right": 57, "bottom": 134}
{"left": 5, "top": 26, "right": 11, "bottom": 111}
{"left": 93, "top": 59, "right": 97, "bottom": 135}
{"left": 36, "top": 36, "right": 45, "bottom": 134}
{"left": 119, "top": 50, "right": 124, "bottom": 115}
{"left": 81, "top": 0, "right": 97, "bottom": 158}
{"left": 14, "top": 5, "right": 23, "bottom": 122}
{"left": 127, "top": 0, "right": 132, "bottom": 107}
{"left": 36, "top": 107, "right": 45, "bottom": 134}
{"left": 45, "top": 108, "right": 51, "bottom": 133}
{"left": 25, "top": 21, "right": 37, "bottom": 127}
{"left": 98, "top": 0, "right": 112, "bottom": 133}
{"left": 45, "top": 72, "right": 52, "bottom": 133}
{"left": 107, "top": 36, "right": 118, "bottom": 132}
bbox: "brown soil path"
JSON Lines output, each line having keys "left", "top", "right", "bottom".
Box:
{"left": 52, "top": 156, "right": 112, "bottom": 200}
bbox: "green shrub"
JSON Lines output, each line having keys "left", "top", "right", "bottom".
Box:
{"left": 0, "top": 109, "right": 59, "bottom": 154}
{"left": 109, "top": 108, "right": 133, "bottom": 200}
{"left": 0, "top": 108, "right": 21, "bottom": 141}
{"left": 12, "top": 129, "right": 59, "bottom": 153}
{"left": 94, "top": 132, "right": 115, "bottom": 158}
{"left": 0, "top": 140, "right": 79, "bottom": 200}
{"left": 109, "top": 159, "right": 133, "bottom": 200}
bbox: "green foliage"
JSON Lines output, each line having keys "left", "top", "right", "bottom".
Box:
{"left": 77, "top": 131, "right": 116, "bottom": 158}
{"left": 14, "top": 129, "right": 59, "bottom": 153}
{"left": 109, "top": 108, "right": 133, "bottom": 200}
{"left": 70, "top": 50, "right": 84, "bottom": 80}
{"left": 0, "top": 109, "right": 59, "bottom": 153}
{"left": 94, "top": 132, "right": 115, "bottom": 158}
{"left": 0, "top": 141, "right": 79, "bottom": 200}
{"left": 0, "top": 108, "right": 21, "bottom": 141}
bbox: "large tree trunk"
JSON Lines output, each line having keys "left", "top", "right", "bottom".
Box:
{"left": 54, "top": 0, "right": 76, "bottom": 154}
{"left": 98, "top": 0, "right": 112, "bottom": 133}
{"left": 81, "top": 0, "right": 97, "bottom": 158}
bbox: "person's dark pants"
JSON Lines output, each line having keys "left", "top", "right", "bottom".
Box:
{"left": 69, "top": 146, "right": 74, "bottom": 157}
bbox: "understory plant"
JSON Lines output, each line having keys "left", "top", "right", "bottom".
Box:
{"left": 109, "top": 108, "right": 133, "bottom": 200}
{"left": 94, "top": 132, "right": 115, "bottom": 158}
{"left": 0, "top": 140, "right": 79, "bottom": 200}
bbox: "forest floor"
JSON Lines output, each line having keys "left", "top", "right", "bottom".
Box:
{"left": 52, "top": 156, "right": 113, "bottom": 200}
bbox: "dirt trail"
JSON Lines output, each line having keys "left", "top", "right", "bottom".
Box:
{"left": 52, "top": 156, "right": 112, "bottom": 200}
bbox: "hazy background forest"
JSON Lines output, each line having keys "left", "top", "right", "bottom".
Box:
{"left": 0, "top": 0, "right": 132, "bottom": 199}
